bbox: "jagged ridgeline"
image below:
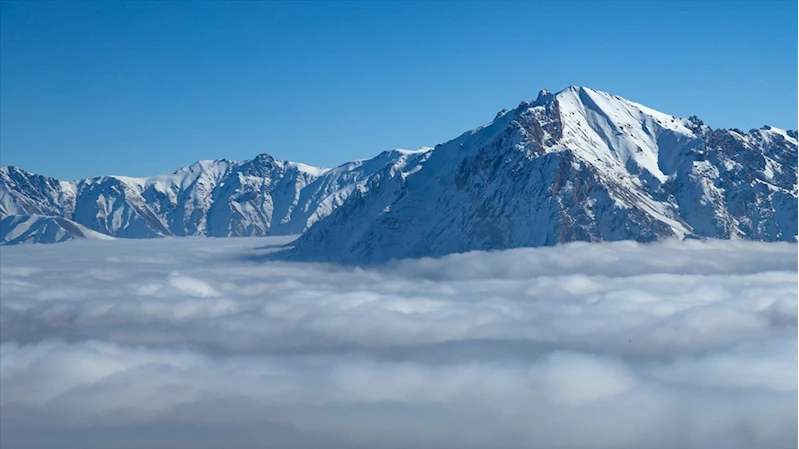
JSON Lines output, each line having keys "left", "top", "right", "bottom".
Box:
{"left": 1, "top": 150, "right": 431, "bottom": 244}
{"left": 2, "top": 87, "right": 797, "bottom": 260}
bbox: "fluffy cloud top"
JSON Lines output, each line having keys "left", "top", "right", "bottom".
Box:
{"left": 1, "top": 237, "right": 796, "bottom": 449}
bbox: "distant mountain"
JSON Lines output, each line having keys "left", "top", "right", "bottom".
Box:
{"left": 1, "top": 214, "right": 114, "bottom": 245}
{"left": 0, "top": 149, "right": 432, "bottom": 244}
{"left": 290, "top": 86, "right": 797, "bottom": 263}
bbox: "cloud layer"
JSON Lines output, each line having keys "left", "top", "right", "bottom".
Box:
{"left": 1, "top": 237, "right": 796, "bottom": 448}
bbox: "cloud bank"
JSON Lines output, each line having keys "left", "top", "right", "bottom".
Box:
{"left": 1, "top": 237, "right": 796, "bottom": 448}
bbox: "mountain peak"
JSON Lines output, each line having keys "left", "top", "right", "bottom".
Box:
{"left": 4, "top": 166, "right": 28, "bottom": 175}
{"left": 253, "top": 153, "right": 277, "bottom": 163}
{"left": 534, "top": 88, "right": 554, "bottom": 107}
{"left": 567, "top": 85, "right": 593, "bottom": 91}
{"left": 531, "top": 86, "right": 608, "bottom": 108}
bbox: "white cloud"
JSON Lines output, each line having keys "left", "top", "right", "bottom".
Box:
{"left": 0, "top": 237, "right": 796, "bottom": 448}
{"left": 167, "top": 274, "right": 220, "bottom": 298}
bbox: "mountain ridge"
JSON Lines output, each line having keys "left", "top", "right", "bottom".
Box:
{"left": 1, "top": 148, "right": 432, "bottom": 244}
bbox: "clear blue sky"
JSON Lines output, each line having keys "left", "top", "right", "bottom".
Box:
{"left": 1, "top": 0, "right": 796, "bottom": 180}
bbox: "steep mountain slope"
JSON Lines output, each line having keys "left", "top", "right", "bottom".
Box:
{"left": 291, "top": 86, "right": 797, "bottom": 263}
{"left": 0, "top": 149, "right": 431, "bottom": 244}
{"left": 0, "top": 214, "right": 114, "bottom": 245}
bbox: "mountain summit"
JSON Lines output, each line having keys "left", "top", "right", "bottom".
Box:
{"left": 2, "top": 86, "right": 796, "bottom": 256}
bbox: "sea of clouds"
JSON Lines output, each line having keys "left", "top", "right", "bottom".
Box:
{"left": 0, "top": 237, "right": 796, "bottom": 449}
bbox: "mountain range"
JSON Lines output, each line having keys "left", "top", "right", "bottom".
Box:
{"left": 1, "top": 148, "right": 430, "bottom": 245}
{"left": 2, "top": 86, "right": 796, "bottom": 263}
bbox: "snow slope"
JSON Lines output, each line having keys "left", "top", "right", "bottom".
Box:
{"left": 291, "top": 86, "right": 797, "bottom": 263}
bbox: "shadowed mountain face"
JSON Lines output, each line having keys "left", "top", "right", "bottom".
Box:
{"left": 289, "top": 87, "right": 797, "bottom": 263}
{"left": 2, "top": 86, "right": 796, "bottom": 255}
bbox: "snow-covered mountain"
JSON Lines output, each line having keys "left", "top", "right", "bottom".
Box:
{"left": 0, "top": 149, "right": 432, "bottom": 244}
{"left": 291, "top": 86, "right": 798, "bottom": 263}
{"left": 3, "top": 86, "right": 796, "bottom": 255}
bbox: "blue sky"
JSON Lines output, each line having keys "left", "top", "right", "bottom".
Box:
{"left": 1, "top": 0, "right": 796, "bottom": 180}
